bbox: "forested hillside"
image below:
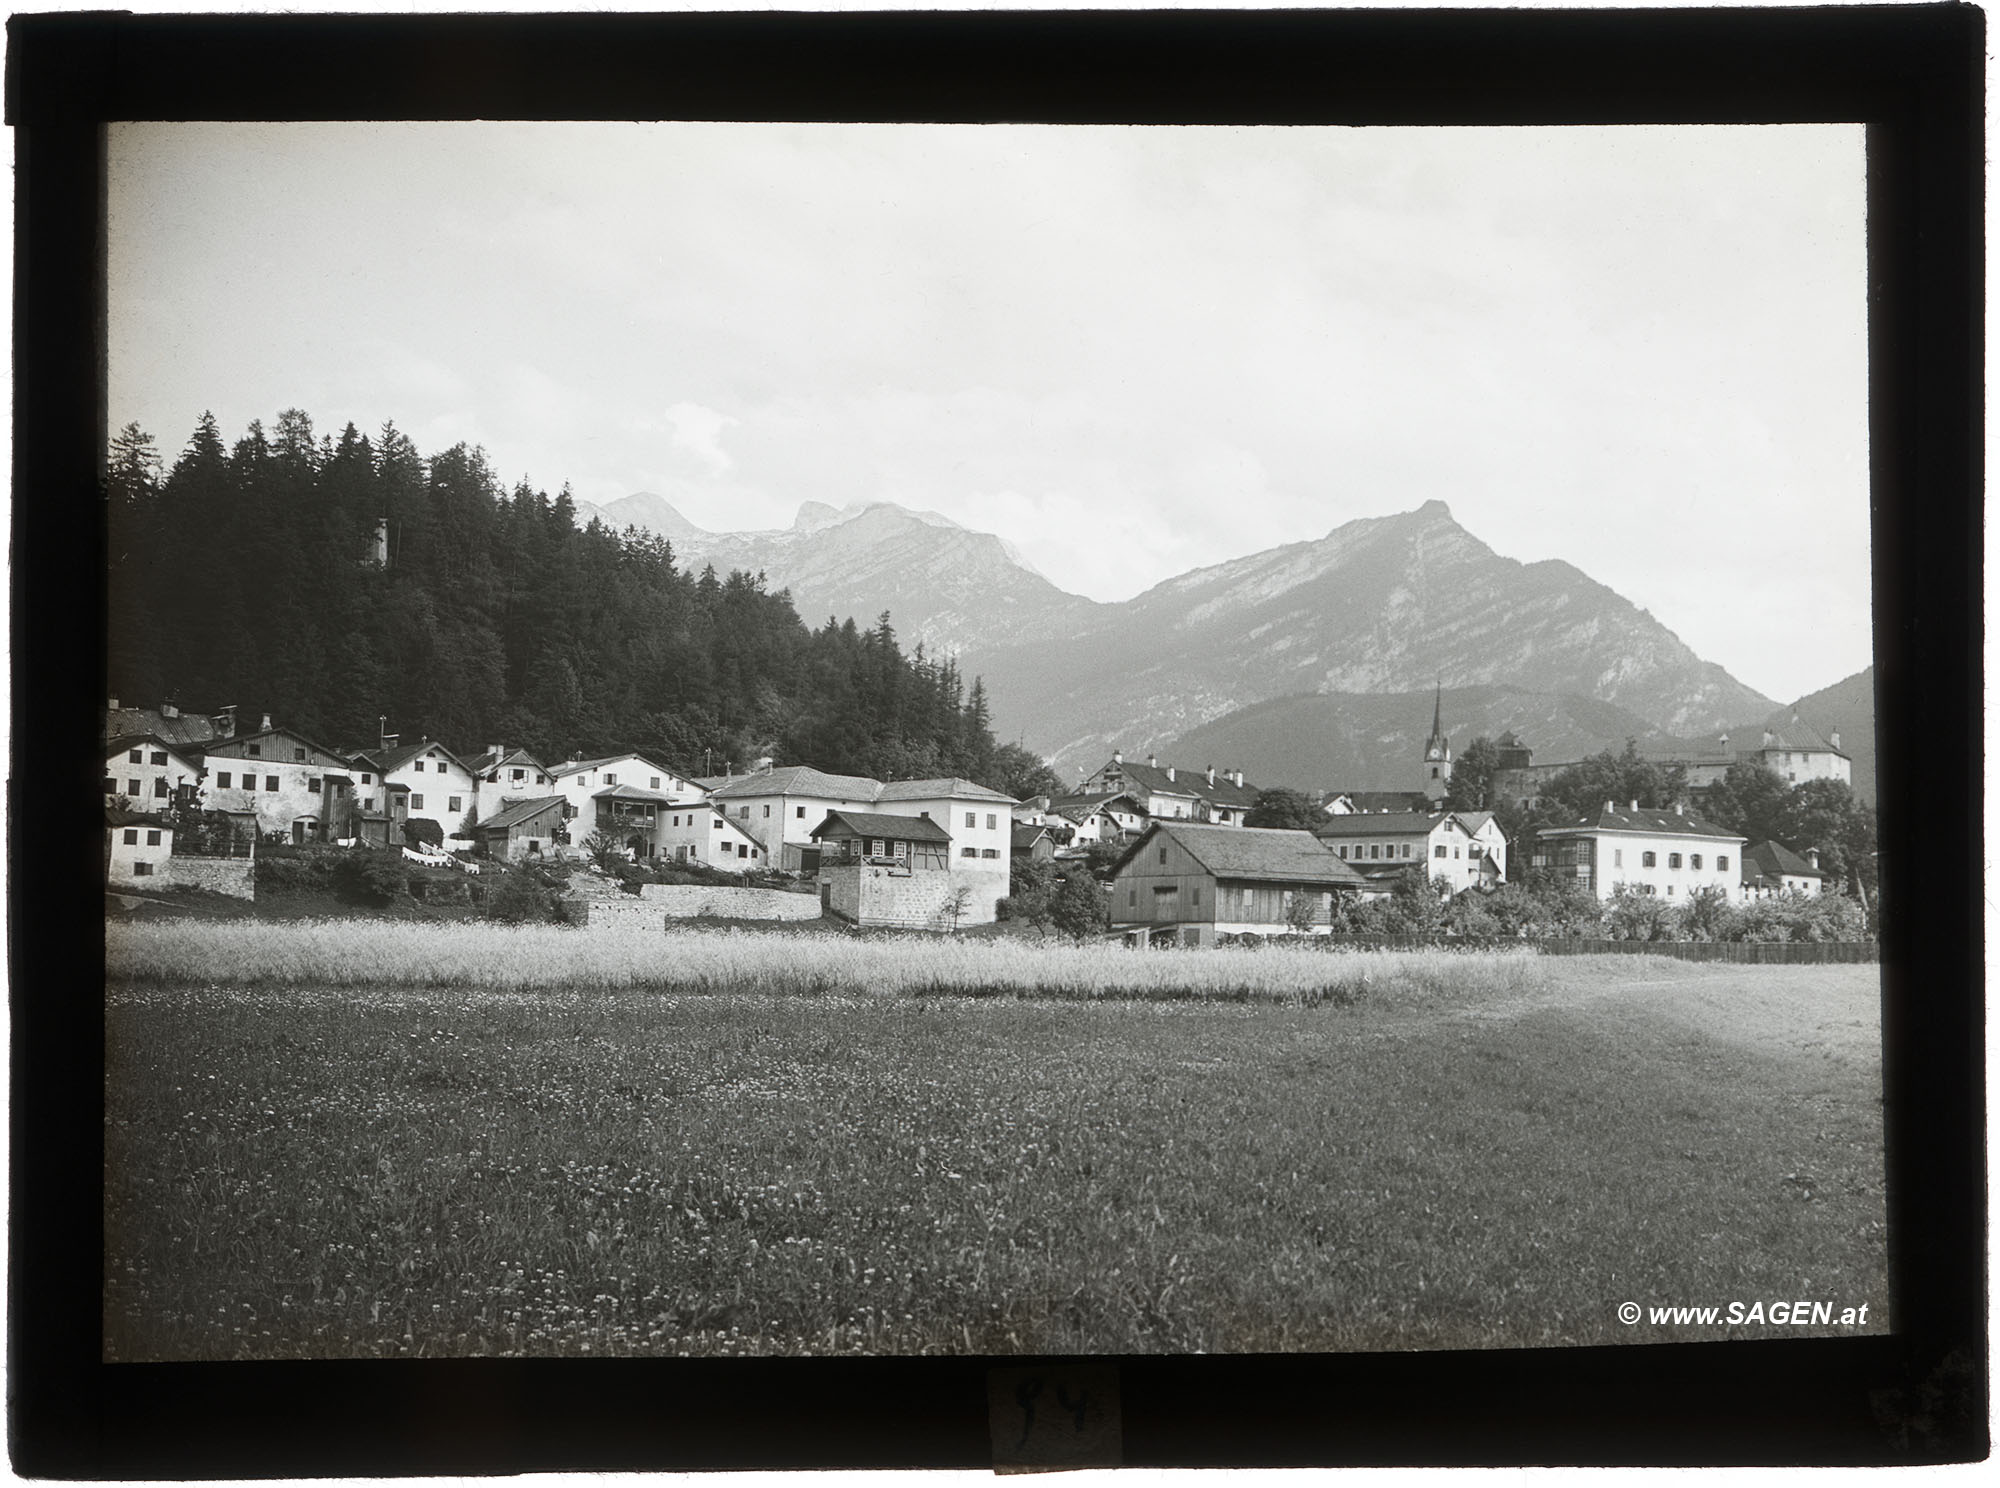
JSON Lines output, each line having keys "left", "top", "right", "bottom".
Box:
{"left": 104, "top": 411, "right": 1062, "bottom": 799}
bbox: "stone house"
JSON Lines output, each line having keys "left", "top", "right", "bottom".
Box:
{"left": 201, "top": 719, "right": 356, "bottom": 843}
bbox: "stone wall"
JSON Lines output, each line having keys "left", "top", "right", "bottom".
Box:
{"left": 636, "top": 883, "right": 821, "bottom": 921}
{"left": 164, "top": 856, "right": 256, "bottom": 900}
{"left": 567, "top": 897, "right": 665, "bottom": 932}
{"left": 821, "top": 865, "right": 1004, "bottom": 931}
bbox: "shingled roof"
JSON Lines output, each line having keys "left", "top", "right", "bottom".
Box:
{"left": 1114, "top": 823, "right": 1369, "bottom": 888}
{"left": 476, "top": 796, "right": 568, "bottom": 832}
{"left": 1540, "top": 804, "right": 1744, "bottom": 840}
{"left": 1744, "top": 840, "right": 1828, "bottom": 880}
{"left": 707, "top": 765, "right": 885, "bottom": 802}
{"left": 809, "top": 809, "right": 953, "bottom": 844}
{"left": 1096, "top": 759, "right": 1262, "bottom": 810}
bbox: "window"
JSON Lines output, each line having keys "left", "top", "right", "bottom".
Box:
{"left": 1401, "top": 844, "right": 1411, "bottom": 858}
{"left": 448, "top": 796, "right": 462, "bottom": 813}
{"left": 1158, "top": 846, "right": 1168, "bottom": 865}
{"left": 981, "top": 848, "right": 999, "bottom": 859}
{"left": 605, "top": 773, "right": 618, "bottom": 786}
{"left": 217, "top": 771, "right": 232, "bottom": 789}
{"left": 1337, "top": 845, "right": 1347, "bottom": 858}
{"left": 1127, "top": 887, "right": 1137, "bottom": 907}
{"left": 103, "top": 778, "right": 116, "bottom": 795}
{"left": 1434, "top": 844, "right": 1448, "bottom": 858}
{"left": 736, "top": 844, "right": 748, "bottom": 859}
{"left": 150, "top": 750, "right": 167, "bottom": 766}
{"left": 241, "top": 777, "right": 256, "bottom": 794}
{"left": 307, "top": 777, "right": 321, "bottom": 793}
{"left": 134, "top": 861, "right": 154, "bottom": 876}
{"left": 763, "top": 805, "right": 771, "bottom": 817}
{"left": 1614, "top": 849, "right": 1623, "bottom": 868}
{"left": 122, "top": 829, "right": 137, "bottom": 845}
{"left": 146, "top": 829, "right": 161, "bottom": 846}
{"left": 128, "top": 749, "right": 143, "bottom": 763}
{"left": 987, "top": 813, "right": 997, "bottom": 830}
{"left": 264, "top": 776, "right": 278, "bottom": 792}
{"left": 738, "top": 806, "right": 750, "bottom": 819}
{"left": 894, "top": 841, "right": 908, "bottom": 859}
{"left": 1370, "top": 845, "right": 1381, "bottom": 859}
{"left": 966, "top": 812, "right": 977, "bottom": 828}
{"left": 512, "top": 769, "right": 524, "bottom": 782}
{"left": 1717, "top": 855, "right": 1730, "bottom": 872}
{"left": 961, "top": 847, "right": 977, "bottom": 858}
{"left": 1641, "top": 851, "right": 1657, "bottom": 868}
{"left": 919, "top": 810, "right": 929, "bottom": 819}
{"left": 128, "top": 779, "right": 142, "bottom": 796}
{"left": 411, "top": 794, "right": 424, "bottom": 810}
{"left": 796, "top": 806, "right": 806, "bottom": 818}
{"left": 869, "top": 840, "right": 884, "bottom": 857}
{"left": 293, "top": 748, "right": 306, "bottom": 762}
{"left": 650, "top": 777, "right": 661, "bottom": 790}
{"left": 413, "top": 760, "right": 425, "bottom": 772}
{"left": 153, "top": 779, "right": 169, "bottom": 798}
{"left": 246, "top": 744, "right": 261, "bottom": 757}
{"left": 1191, "top": 886, "right": 1202, "bottom": 909}
{"left": 1690, "top": 854, "right": 1703, "bottom": 870}
{"left": 361, "top": 773, "right": 373, "bottom": 785}
{"left": 1668, "top": 853, "right": 1683, "bottom": 869}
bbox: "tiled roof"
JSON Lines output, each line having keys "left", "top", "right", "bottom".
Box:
{"left": 1312, "top": 811, "right": 1441, "bottom": 838}
{"left": 466, "top": 747, "right": 547, "bottom": 775}
{"left": 550, "top": 751, "right": 678, "bottom": 779}
{"left": 592, "top": 783, "right": 678, "bottom": 803}
{"left": 1094, "top": 759, "right": 1261, "bottom": 809}
{"left": 1750, "top": 713, "right": 1848, "bottom": 758}
{"left": 1539, "top": 805, "right": 1744, "bottom": 840}
{"left": 105, "top": 733, "right": 202, "bottom": 766}
{"left": 1011, "top": 824, "right": 1053, "bottom": 849}
{"left": 1119, "top": 823, "right": 1370, "bottom": 888}
{"left": 809, "top": 809, "right": 953, "bottom": 844}
{"left": 352, "top": 738, "right": 472, "bottom": 775}
{"left": 1744, "top": 840, "right": 1828, "bottom": 879}
{"left": 709, "top": 765, "right": 885, "bottom": 802}
{"left": 476, "top": 795, "right": 569, "bottom": 832}
{"left": 876, "top": 777, "right": 1018, "bottom": 805}
{"left": 104, "top": 705, "right": 231, "bottom": 752}
{"left": 1050, "top": 790, "right": 1143, "bottom": 814}
{"left": 1324, "top": 790, "right": 1434, "bottom": 815}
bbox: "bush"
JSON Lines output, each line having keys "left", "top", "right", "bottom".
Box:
{"left": 401, "top": 818, "right": 445, "bottom": 849}
{"left": 487, "top": 868, "right": 553, "bottom": 924}
{"left": 335, "top": 850, "right": 409, "bottom": 906}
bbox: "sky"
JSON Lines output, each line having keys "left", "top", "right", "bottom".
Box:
{"left": 107, "top": 119, "right": 1870, "bottom": 704}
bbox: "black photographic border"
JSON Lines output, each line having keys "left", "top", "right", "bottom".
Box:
{"left": 9, "top": 4, "right": 1984, "bottom": 1473}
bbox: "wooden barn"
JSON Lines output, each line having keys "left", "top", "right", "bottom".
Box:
{"left": 1107, "top": 821, "right": 1373, "bottom": 947}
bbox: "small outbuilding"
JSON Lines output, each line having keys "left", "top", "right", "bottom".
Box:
{"left": 472, "top": 795, "right": 570, "bottom": 863}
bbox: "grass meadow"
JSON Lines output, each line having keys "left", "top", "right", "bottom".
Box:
{"left": 104, "top": 922, "right": 1887, "bottom": 1359}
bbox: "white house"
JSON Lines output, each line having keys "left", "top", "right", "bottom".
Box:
{"left": 105, "top": 808, "right": 173, "bottom": 887}
{"left": 657, "top": 804, "right": 772, "bottom": 872}
{"left": 464, "top": 744, "right": 556, "bottom": 822}
{"left": 1532, "top": 802, "right": 1746, "bottom": 902}
{"left": 104, "top": 734, "right": 204, "bottom": 812}
{"left": 202, "top": 721, "right": 357, "bottom": 843}
{"left": 1077, "top": 753, "right": 1260, "bottom": 825}
{"left": 700, "top": 766, "right": 890, "bottom": 872}
{"left": 350, "top": 738, "right": 481, "bottom": 841}
{"left": 1741, "top": 840, "right": 1831, "bottom": 898}
{"left": 1311, "top": 810, "right": 1508, "bottom": 894}
{"left": 547, "top": 753, "right": 695, "bottom": 854}
{"left": 1742, "top": 714, "right": 1853, "bottom": 788}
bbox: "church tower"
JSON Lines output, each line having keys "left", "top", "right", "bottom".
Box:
{"left": 1421, "top": 683, "right": 1452, "bottom": 805}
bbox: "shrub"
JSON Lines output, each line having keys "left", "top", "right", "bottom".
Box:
{"left": 401, "top": 818, "right": 445, "bottom": 849}
{"left": 335, "top": 850, "right": 409, "bottom": 906}
{"left": 487, "top": 868, "right": 553, "bottom": 924}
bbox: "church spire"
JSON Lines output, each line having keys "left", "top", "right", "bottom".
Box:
{"left": 1422, "top": 681, "right": 1452, "bottom": 803}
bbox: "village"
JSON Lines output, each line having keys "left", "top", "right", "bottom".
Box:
{"left": 104, "top": 686, "right": 1861, "bottom": 944}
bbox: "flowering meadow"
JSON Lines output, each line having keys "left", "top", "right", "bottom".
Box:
{"left": 104, "top": 924, "right": 1887, "bottom": 1359}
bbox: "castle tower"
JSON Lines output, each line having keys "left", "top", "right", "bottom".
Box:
{"left": 1421, "top": 683, "right": 1452, "bottom": 804}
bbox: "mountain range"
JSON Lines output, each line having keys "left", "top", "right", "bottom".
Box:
{"left": 580, "top": 493, "right": 1872, "bottom": 798}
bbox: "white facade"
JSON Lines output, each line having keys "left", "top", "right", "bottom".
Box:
{"left": 548, "top": 755, "right": 694, "bottom": 846}
{"left": 107, "top": 819, "right": 172, "bottom": 885}
{"left": 203, "top": 728, "right": 355, "bottom": 842}
{"left": 1535, "top": 807, "right": 1747, "bottom": 902}
{"left": 657, "top": 805, "right": 769, "bottom": 871}
{"left": 369, "top": 744, "right": 480, "bottom": 838}
{"left": 874, "top": 786, "right": 1014, "bottom": 880}
{"left": 1315, "top": 811, "right": 1507, "bottom": 893}
{"left": 104, "top": 738, "right": 203, "bottom": 811}
{"left": 469, "top": 749, "right": 556, "bottom": 821}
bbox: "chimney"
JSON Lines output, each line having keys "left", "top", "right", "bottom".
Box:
{"left": 1165, "top": 765, "right": 1175, "bottom": 782}
{"left": 1605, "top": 800, "right": 1616, "bottom": 815}
{"left": 1629, "top": 799, "right": 1639, "bottom": 812}
{"left": 260, "top": 713, "right": 273, "bottom": 732}
{"left": 1231, "top": 769, "right": 1244, "bottom": 788}
{"left": 216, "top": 704, "right": 238, "bottom": 737}
{"left": 1807, "top": 847, "right": 1821, "bottom": 870}
{"left": 1673, "top": 801, "right": 1683, "bottom": 815}
{"left": 1148, "top": 753, "right": 1157, "bottom": 768}
{"left": 1112, "top": 749, "right": 1122, "bottom": 766}
{"left": 107, "top": 696, "right": 119, "bottom": 711}
{"left": 1829, "top": 729, "right": 1841, "bottom": 750}
{"left": 1762, "top": 727, "right": 1775, "bottom": 748}
{"left": 160, "top": 698, "right": 179, "bottom": 719}
{"left": 1207, "top": 765, "right": 1216, "bottom": 785}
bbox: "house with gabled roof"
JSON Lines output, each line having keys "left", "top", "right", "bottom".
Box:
{"left": 104, "top": 733, "right": 204, "bottom": 813}
{"left": 1312, "top": 810, "right": 1508, "bottom": 894}
{"left": 1107, "top": 821, "right": 1374, "bottom": 947}
{"left": 349, "top": 736, "right": 480, "bottom": 843}
{"left": 1743, "top": 714, "right": 1852, "bottom": 787}
{"left": 1741, "top": 840, "right": 1831, "bottom": 898}
{"left": 105, "top": 806, "right": 173, "bottom": 888}
{"left": 464, "top": 744, "right": 555, "bottom": 821}
{"left": 657, "top": 802, "right": 770, "bottom": 871}
{"left": 1047, "top": 790, "right": 1149, "bottom": 841}
{"left": 546, "top": 752, "right": 695, "bottom": 857}
{"left": 1078, "top": 752, "right": 1261, "bottom": 826}
{"left": 701, "top": 765, "right": 886, "bottom": 871}
{"left": 202, "top": 718, "right": 358, "bottom": 843}
{"left": 472, "top": 796, "right": 570, "bottom": 864}
{"left": 1531, "top": 801, "right": 1745, "bottom": 903}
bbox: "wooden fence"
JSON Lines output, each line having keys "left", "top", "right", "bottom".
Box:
{"left": 1316, "top": 935, "right": 1879, "bottom": 964}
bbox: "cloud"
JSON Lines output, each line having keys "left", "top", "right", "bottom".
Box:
{"left": 665, "top": 402, "right": 739, "bottom": 475}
